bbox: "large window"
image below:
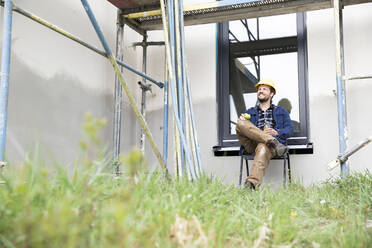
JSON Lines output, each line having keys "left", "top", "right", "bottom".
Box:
{"left": 217, "top": 13, "right": 309, "bottom": 147}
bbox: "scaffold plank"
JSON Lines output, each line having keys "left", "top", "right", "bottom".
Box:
{"left": 120, "top": 0, "right": 372, "bottom": 31}
{"left": 107, "top": 0, "right": 158, "bottom": 9}
{"left": 107, "top": 0, "right": 160, "bottom": 14}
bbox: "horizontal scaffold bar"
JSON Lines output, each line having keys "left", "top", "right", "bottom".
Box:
{"left": 0, "top": 1, "right": 164, "bottom": 88}
{"left": 132, "top": 41, "right": 165, "bottom": 47}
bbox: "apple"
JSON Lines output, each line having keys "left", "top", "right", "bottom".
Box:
{"left": 243, "top": 113, "right": 251, "bottom": 120}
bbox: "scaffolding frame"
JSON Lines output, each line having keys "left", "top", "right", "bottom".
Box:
{"left": 1, "top": 0, "right": 371, "bottom": 178}
{"left": 111, "top": 0, "right": 372, "bottom": 177}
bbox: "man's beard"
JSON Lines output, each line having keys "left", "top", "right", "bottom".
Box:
{"left": 258, "top": 95, "right": 270, "bottom": 103}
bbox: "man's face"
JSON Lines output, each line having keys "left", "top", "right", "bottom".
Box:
{"left": 257, "top": 85, "right": 274, "bottom": 103}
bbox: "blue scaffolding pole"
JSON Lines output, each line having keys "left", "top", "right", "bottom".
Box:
{"left": 160, "top": 0, "right": 197, "bottom": 180}
{"left": 0, "top": 0, "right": 13, "bottom": 166}
{"left": 113, "top": 10, "right": 124, "bottom": 176}
{"left": 333, "top": 0, "right": 349, "bottom": 177}
{"left": 178, "top": 0, "right": 203, "bottom": 176}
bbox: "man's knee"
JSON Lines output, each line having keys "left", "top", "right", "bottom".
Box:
{"left": 237, "top": 119, "right": 253, "bottom": 131}
{"left": 236, "top": 119, "right": 243, "bottom": 128}
{"left": 255, "top": 143, "right": 269, "bottom": 153}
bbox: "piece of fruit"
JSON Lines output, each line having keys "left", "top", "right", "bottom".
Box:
{"left": 243, "top": 113, "right": 251, "bottom": 120}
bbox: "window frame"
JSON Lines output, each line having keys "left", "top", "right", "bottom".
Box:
{"left": 216, "top": 12, "right": 309, "bottom": 147}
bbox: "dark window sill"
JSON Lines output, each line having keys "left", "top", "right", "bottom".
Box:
{"left": 212, "top": 143, "right": 313, "bottom": 157}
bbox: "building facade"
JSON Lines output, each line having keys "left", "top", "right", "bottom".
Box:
{"left": 2, "top": 0, "right": 371, "bottom": 186}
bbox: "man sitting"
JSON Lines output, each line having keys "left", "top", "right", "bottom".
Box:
{"left": 236, "top": 79, "right": 293, "bottom": 189}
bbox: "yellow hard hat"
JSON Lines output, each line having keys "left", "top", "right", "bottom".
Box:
{"left": 255, "top": 79, "right": 276, "bottom": 95}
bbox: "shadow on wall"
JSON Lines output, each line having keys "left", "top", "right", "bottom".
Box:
{"left": 277, "top": 98, "right": 300, "bottom": 133}
{"left": 5, "top": 51, "right": 138, "bottom": 164}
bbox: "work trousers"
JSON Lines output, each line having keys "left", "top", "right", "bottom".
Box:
{"left": 236, "top": 119, "right": 277, "bottom": 187}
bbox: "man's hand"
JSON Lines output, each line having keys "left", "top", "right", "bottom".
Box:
{"left": 264, "top": 128, "right": 278, "bottom": 136}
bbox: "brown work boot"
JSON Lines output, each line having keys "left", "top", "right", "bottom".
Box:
{"left": 267, "top": 139, "right": 288, "bottom": 156}
{"left": 244, "top": 180, "right": 256, "bottom": 190}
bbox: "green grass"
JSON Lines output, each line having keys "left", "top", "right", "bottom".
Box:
{"left": 0, "top": 114, "right": 370, "bottom": 247}
{"left": 0, "top": 149, "right": 371, "bottom": 248}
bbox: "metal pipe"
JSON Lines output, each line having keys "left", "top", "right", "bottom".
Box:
{"left": 339, "top": 136, "right": 372, "bottom": 163}
{"left": 163, "top": 41, "right": 169, "bottom": 169}
{"left": 80, "top": 0, "right": 167, "bottom": 172}
{"left": 178, "top": 0, "right": 203, "bottom": 175}
{"left": 167, "top": 0, "right": 182, "bottom": 177}
{"left": 174, "top": 0, "right": 186, "bottom": 176}
{"left": 177, "top": 0, "right": 198, "bottom": 177}
{"left": 166, "top": 0, "right": 186, "bottom": 177}
{"left": 185, "top": 75, "right": 203, "bottom": 175}
{"left": 160, "top": 0, "right": 196, "bottom": 180}
{"left": 5, "top": 3, "right": 163, "bottom": 88}
{"left": 343, "top": 75, "right": 372, "bottom": 81}
{"left": 116, "top": 60, "right": 163, "bottom": 88}
{"left": 132, "top": 41, "right": 165, "bottom": 47}
{"left": 163, "top": 6, "right": 180, "bottom": 177}
{"left": 186, "top": 103, "right": 198, "bottom": 178}
{"left": 113, "top": 11, "right": 124, "bottom": 176}
{"left": 0, "top": 0, "right": 13, "bottom": 164}
{"left": 174, "top": 114, "right": 182, "bottom": 177}
{"left": 161, "top": 8, "right": 174, "bottom": 175}
{"left": 328, "top": 136, "right": 372, "bottom": 171}
{"left": 140, "top": 32, "right": 148, "bottom": 153}
{"left": 333, "top": 0, "right": 349, "bottom": 177}
{"left": 163, "top": 81, "right": 169, "bottom": 168}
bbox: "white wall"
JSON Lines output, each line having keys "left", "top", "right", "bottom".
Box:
{"left": 0, "top": 0, "right": 136, "bottom": 164}
{"left": 306, "top": 4, "right": 372, "bottom": 182}
{"left": 1, "top": 1, "right": 371, "bottom": 186}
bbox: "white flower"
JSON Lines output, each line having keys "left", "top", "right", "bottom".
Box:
{"left": 268, "top": 213, "right": 273, "bottom": 221}
{"left": 320, "top": 200, "right": 326, "bottom": 205}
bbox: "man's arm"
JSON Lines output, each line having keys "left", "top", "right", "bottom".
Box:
{"left": 276, "top": 110, "right": 294, "bottom": 140}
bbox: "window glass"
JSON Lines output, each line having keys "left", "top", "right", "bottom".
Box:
{"left": 229, "top": 19, "right": 258, "bottom": 42}
{"left": 258, "top": 14, "right": 297, "bottom": 39}
{"left": 261, "top": 53, "right": 300, "bottom": 124}
{"left": 229, "top": 14, "right": 297, "bottom": 42}
{"left": 229, "top": 53, "right": 299, "bottom": 135}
